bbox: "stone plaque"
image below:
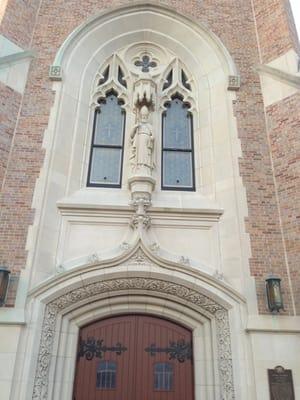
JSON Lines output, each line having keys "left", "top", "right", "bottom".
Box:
{"left": 268, "top": 366, "right": 295, "bottom": 400}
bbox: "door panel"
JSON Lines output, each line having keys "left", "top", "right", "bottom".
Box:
{"left": 74, "top": 315, "right": 137, "bottom": 400}
{"left": 73, "top": 315, "right": 194, "bottom": 400}
{"left": 135, "top": 316, "right": 194, "bottom": 400}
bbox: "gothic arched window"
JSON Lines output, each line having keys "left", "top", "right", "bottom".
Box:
{"left": 87, "top": 91, "right": 126, "bottom": 187}
{"left": 162, "top": 94, "right": 195, "bottom": 191}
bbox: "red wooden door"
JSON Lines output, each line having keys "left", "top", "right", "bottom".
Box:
{"left": 73, "top": 315, "right": 194, "bottom": 400}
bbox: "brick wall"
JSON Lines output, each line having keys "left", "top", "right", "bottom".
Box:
{"left": 0, "top": 0, "right": 41, "bottom": 48}
{"left": 0, "top": 0, "right": 298, "bottom": 313}
{"left": 252, "top": 0, "right": 300, "bottom": 63}
{"left": 0, "top": 82, "right": 21, "bottom": 188}
{"left": 267, "top": 92, "right": 300, "bottom": 314}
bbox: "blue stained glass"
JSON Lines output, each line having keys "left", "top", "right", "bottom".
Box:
{"left": 94, "top": 94, "right": 124, "bottom": 146}
{"left": 162, "top": 96, "right": 195, "bottom": 190}
{"left": 163, "top": 151, "right": 193, "bottom": 188}
{"left": 88, "top": 91, "right": 125, "bottom": 187}
{"left": 163, "top": 98, "right": 192, "bottom": 149}
{"left": 90, "top": 148, "right": 122, "bottom": 185}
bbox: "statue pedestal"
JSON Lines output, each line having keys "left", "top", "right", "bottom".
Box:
{"left": 128, "top": 175, "right": 156, "bottom": 202}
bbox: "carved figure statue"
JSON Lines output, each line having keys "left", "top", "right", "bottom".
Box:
{"left": 130, "top": 105, "right": 154, "bottom": 174}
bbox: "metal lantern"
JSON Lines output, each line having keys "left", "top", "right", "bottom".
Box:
{"left": 0, "top": 267, "right": 10, "bottom": 306}
{"left": 266, "top": 275, "right": 284, "bottom": 312}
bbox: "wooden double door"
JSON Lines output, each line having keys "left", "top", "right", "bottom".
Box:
{"left": 73, "top": 315, "right": 194, "bottom": 400}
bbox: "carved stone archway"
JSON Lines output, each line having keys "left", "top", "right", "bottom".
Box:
{"left": 32, "top": 273, "right": 235, "bottom": 400}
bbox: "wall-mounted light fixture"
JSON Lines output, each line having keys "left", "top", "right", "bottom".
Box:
{"left": 0, "top": 267, "right": 10, "bottom": 306}
{"left": 266, "top": 275, "right": 284, "bottom": 313}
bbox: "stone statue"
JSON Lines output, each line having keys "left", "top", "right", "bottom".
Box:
{"left": 130, "top": 105, "right": 154, "bottom": 174}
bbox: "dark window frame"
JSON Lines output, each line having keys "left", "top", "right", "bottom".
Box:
{"left": 161, "top": 94, "right": 196, "bottom": 191}
{"left": 87, "top": 90, "right": 126, "bottom": 188}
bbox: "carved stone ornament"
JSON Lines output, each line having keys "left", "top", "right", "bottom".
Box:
{"left": 130, "top": 104, "right": 155, "bottom": 175}
{"left": 56, "top": 263, "right": 65, "bottom": 273}
{"left": 129, "top": 248, "right": 151, "bottom": 264}
{"left": 150, "top": 242, "right": 160, "bottom": 253}
{"left": 120, "top": 242, "right": 131, "bottom": 250}
{"left": 130, "top": 195, "right": 152, "bottom": 230}
{"left": 49, "top": 65, "right": 62, "bottom": 81}
{"left": 130, "top": 213, "right": 151, "bottom": 230}
{"left": 32, "top": 257, "right": 235, "bottom": 399}
{"left": 88, "top": 253, "right": 101, "bottom": 264}
{"left": 213, "top": 270, "right": 225, "bottom": 281}
{"left": 228, "top": 75, "right": 240, "bottom": 91}
{"left": 134, "top": 54, "right": 157, "bottom": 73}
{"left": 179, "top": 256, "right": 190, "bottom": 266}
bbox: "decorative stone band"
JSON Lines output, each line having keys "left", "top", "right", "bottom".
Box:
{"left": 32, "top": 277, "right": 235, "bottom": 400}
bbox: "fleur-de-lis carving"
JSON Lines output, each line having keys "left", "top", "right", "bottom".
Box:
{"left": 134, "top": 55, "right": 157, "bottom": 72}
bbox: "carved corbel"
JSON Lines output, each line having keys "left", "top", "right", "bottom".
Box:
{"left": 130, "top": 195, "right": 152, "bottom": 230}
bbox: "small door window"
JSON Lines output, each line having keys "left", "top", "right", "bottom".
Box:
{"left": 154, "top": 362, "right": 173, "bottom": 391}
{"left": 96, "top": 361, "right": 117, "bottom": 389}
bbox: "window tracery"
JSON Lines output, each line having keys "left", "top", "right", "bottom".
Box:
{"left": 87, "top": 44, "right": 197, "bottom": 195}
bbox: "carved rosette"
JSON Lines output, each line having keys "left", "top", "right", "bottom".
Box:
{"left": 32, "top": 252, "right": 235, "bottom": 400}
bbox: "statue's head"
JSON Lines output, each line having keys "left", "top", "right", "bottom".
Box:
{"left": 140, "top": 105, "right": 149, "bottom": 122}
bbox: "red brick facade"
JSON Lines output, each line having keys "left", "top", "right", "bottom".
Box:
{"left": 267, "top": 92, "right": 300, "bottom": 315}
{"left": 0, "top": 0, "right": 299, "bottom": 313}
{"left": 0, "top": 82, "right": 21, "bottom": 189}
{"left": 252, "top": 0, "right": 300, "bottom": 63}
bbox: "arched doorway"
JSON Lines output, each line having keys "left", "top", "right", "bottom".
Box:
{"left": 73, "top": 315, "right": 194, "bottom": 400}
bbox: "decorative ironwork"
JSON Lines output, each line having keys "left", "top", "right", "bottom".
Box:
{"left": 134, "top": 55, "right": 157, "bottom": 72}
{"left": 145, "top": 339, "right": 192, "bottom": 363}
{"left": 78, "top": 337, "right": 127, "bottom": 360}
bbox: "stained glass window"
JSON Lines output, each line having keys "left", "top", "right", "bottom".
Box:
{"left": 154, "top": 363, "right": 173, "bottom": 391}
{"left": 96, "top": 361, "right": 117, "bottom": 389}
{"left": 87, "top": 91, "right": 125, "bottom": 187}
{"left": 162, "top": 95, "right": 195, "bottom": 190}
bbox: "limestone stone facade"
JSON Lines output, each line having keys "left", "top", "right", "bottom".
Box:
{"left": 0, "top": 1, "right": 299, "bottom": 399}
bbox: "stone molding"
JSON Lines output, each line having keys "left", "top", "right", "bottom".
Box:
{"left": 256, "top": 64, "right": 300, "bottom": 89}
{"left": 52, "top": 3, "right": 238, "bottom": 78}
{"left": 32, "top": 252, "right": 235, "bottom": 399}
{"left": 0, "top": 50, "right": 35, "bottom": 67}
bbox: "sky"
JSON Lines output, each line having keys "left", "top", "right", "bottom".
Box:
{"left": 290, "top": 0, "right": 300, "bottom": 37}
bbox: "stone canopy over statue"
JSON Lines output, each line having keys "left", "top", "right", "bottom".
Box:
{"left": 130, "top": 104, "right": 154, "bottom": 175}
